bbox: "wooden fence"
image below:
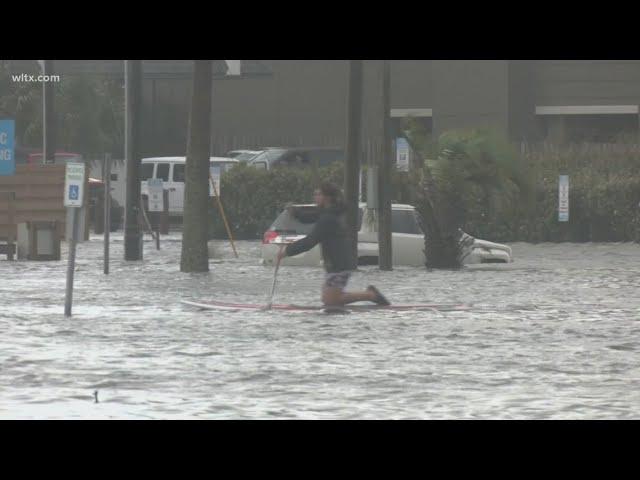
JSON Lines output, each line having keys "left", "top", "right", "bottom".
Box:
{"left": 0, "top": 164, "right": 88, "bottom": 248}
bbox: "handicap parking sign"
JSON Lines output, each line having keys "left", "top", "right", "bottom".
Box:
{"left": 69, "top": 185, "right": 79, "bottom": 200}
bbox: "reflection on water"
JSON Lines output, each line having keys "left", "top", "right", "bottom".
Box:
{"left": 1, "top": 236, "right": 639, "bottom": 419}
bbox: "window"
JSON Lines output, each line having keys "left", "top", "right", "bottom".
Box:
{"left": 391, "top": 210, "right": 422, "bottom": 234}
{"left": 253, "top": 162, "right": 267, "bottom": 170}
{"left": 156, "top": 163, "right": 170, "bottom": 182}
{"left": 173, "top": 164, "right": 185, "bottom": 182}
{"left": 140, "top": 163, "right": 154, "bottom": 181}
{"left": 110, "top": 173, "right": 118, "bottom": 181}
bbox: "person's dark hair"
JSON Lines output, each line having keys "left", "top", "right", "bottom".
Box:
{"left": 318, "top": 181, "right": 344, "bottom": 208}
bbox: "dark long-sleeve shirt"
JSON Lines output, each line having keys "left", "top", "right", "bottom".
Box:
{"left": 285, "top": 206, "right": 351, "bottom": 273}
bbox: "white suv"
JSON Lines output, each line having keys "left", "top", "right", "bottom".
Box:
{"left": 261, "top": 203, "right": 513, "bottom": 267}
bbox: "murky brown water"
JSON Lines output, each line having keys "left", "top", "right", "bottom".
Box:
{"left": 1, "top": 235, "right": 639, "bottom": 419}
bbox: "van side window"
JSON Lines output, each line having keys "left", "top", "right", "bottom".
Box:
{"left": 156, "top": 163, "right": 170, "bottom": 182}
{"left": 173, "top": 164, "right": 185, "bottom": 182}
{"left": 140, "top": 163, "right": 154, "bottom": 181}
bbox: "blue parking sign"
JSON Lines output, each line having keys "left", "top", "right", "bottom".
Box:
{"left": 0, "top": 119, "right": 15, "bottom": 176}
{"left": 69, "top": 185, "right": 79, "bottom": 200}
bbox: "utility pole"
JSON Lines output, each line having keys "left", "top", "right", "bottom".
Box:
{"left": 180, "top": 60, "right": 213, "bottom": 272}
{"left": 344, "top": 60, "right": 363, "bottom": 270}
{"left": 377, "top": 60, "right": 393, "bottom": 270}
{"left": 42, "top": 60, "right": 55, "bottom": 164}
{"left": 124, "top": 60, "right": 143, "bottom": 261}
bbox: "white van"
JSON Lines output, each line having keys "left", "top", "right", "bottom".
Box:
{"left": 140, "top": 157, "right": 239, "bottom": 215}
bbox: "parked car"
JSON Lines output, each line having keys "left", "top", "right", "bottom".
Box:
{"left": 261, "top": 203, "right": 513, "bottom": 267}
{"left": 226, "top": 150, "right": 264, "bottom": 162}
{"left": 248, "top": 147, "right": 344, "bottom": 170}
{"left": 139, "top": 156, "right": 239, "bottom": 216}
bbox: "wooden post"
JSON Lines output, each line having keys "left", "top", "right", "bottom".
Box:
{"left": 7, "top": 192, "right": 16, "bottom": 261}
{"left": 209, "top": 172, "right": 238, "bottom": 258}
{"left": 344, "top": 60, "right": 363, "bottom": 270}
{"left": 377, "top": 60, "right": 393, "bottom": 271}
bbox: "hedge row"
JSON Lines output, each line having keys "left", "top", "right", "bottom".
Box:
{"left": 209, "top": 163, "right": 640, "bottom": 243}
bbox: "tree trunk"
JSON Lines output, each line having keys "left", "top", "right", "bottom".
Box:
{"left": 344, "top": 60, "right": 363, "bottom": 270}
{"left": 377, "top": 60, "right": 393, "bottom": 271}
{"left": 418, "top": 167, "right": 463, "bottom": 269}
{"left": 180, "top": 60, "right": 212, "bottom": 272}
{"left": 124, "top": 60, "right": 143, "bottom": 261}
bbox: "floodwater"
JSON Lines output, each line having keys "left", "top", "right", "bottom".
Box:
{"left": 1, "top": 234, "right": 639, "bottom": 419}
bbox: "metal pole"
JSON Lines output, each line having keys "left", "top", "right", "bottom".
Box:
{"left": 64, "top": 207, "right": 80, "bottom": 317}
{"left": 103, "top": 154, "right": 111, "bottom": 274}
{"left": 7, "top": 192, "right": 16, "bottom": 261}
{"left": 344, "top": 60, "right": 363, "bottom": 270}
{"left": 42, "top": 60, "right": 55, "bottom": 164}
{"left": 377, "top": 60, "right": 393, "bottom": 271}
{"left": 124, "top": 60, "right": 143, "bottom": 260}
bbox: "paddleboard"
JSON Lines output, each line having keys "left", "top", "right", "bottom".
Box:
{"left": 181, "top": 299, "right": 471, "bottom": 313}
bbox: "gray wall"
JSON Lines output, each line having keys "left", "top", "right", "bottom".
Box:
{"left": 137, "top": 60, "right": 640, "bottom": 156}
{"left": 534, "top": 60, "right": 640, "bottom": 105}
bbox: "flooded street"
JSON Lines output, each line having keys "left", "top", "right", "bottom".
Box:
{"left": 1, "top": 235, "right": 640, "bottom": 419}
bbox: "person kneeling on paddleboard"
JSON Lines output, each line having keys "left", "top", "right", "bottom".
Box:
{"left": 277, "top": 182, "right": 390, "bottom": 308}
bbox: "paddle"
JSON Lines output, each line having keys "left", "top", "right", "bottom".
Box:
{"left": 264, "top": 245, "right": 285, "bottom": 310}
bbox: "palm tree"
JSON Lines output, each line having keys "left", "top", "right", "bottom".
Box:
{"left": 406, "top": 126, "right": 529, "bottom": 269}
{"left": 180, "top": 60, "right": 213, "bottom": 272}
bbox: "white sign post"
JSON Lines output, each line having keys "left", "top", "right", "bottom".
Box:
{"left": 559, "top": 175, "right": 569, "bottom": 222}
{"left": 396, "top": 137, "right": 410, "bottom": 172}
{"left": 147, "top": 178, "right": 164, "bottom": 212}
{"left": 64, "top": 162, "right": 85, "bottom": 317}
{"left": 147, "top": 178, "right": 163, "bottom": 250}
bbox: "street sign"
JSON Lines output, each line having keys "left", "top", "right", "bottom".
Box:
{"left": 209, "top": 166, "right": 221, "bottom": 197}
{"left": 64, "top": 162, "right": 85, "bottom": 207}
{"left": 0, "top": 119, "right": 15, "bottom": 176}
{"left": 558, "top": 175, "right": 569, "bottom": 222}
{"left": 147, "top": 178, "right": 164, "bottom": 212}
{"left": 396, "top": 137, "right": 410, "bottom": 172}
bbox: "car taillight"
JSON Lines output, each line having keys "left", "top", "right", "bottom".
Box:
{"left": 263, "top": 230, "right": 278, "bottom": 244}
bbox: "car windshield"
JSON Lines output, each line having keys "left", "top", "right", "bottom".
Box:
{"left": 250, "top": 149, "right": 285, "bottom": 166}
{"left": 392, "top": 209, "right": 423, "bottom": 234}
{"left": 271, "top": 206, "right": 363, "bottom": 235}
{"left": 235, "top": 152, "right": 260, "bottom": 162}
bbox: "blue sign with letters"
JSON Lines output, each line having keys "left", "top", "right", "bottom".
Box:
{"left": 0, "top": 119, "right": 15, "bottom": 176}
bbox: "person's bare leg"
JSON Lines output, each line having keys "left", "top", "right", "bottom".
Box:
{"left": 322, "top": 287, "right": 375, "bottom": 307}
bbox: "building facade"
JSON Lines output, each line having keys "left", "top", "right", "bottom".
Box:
{"left": 7, "top": 60, "right": 640, "bottom": 156}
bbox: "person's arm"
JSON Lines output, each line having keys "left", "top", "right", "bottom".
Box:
{"left": 284, "top": 215, "right": 330, "bottom": 258}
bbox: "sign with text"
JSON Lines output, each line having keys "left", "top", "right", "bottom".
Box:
{"left": 147, "top": 178, "right": 164, "bottom": 212}
{"left": 396, "top": 137, "right": 410, "bottom": 172}
{"left": 0, "top": 119, "right": 15, "bottom": 176}
{"left": 64, "top": 162, "right": 85, "bottom": 207}
{"left": 209, "top": 166, "right": 221, "bottom": 197}
{"left": 558, "top": 175, "right": 569, "bottom": 222}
